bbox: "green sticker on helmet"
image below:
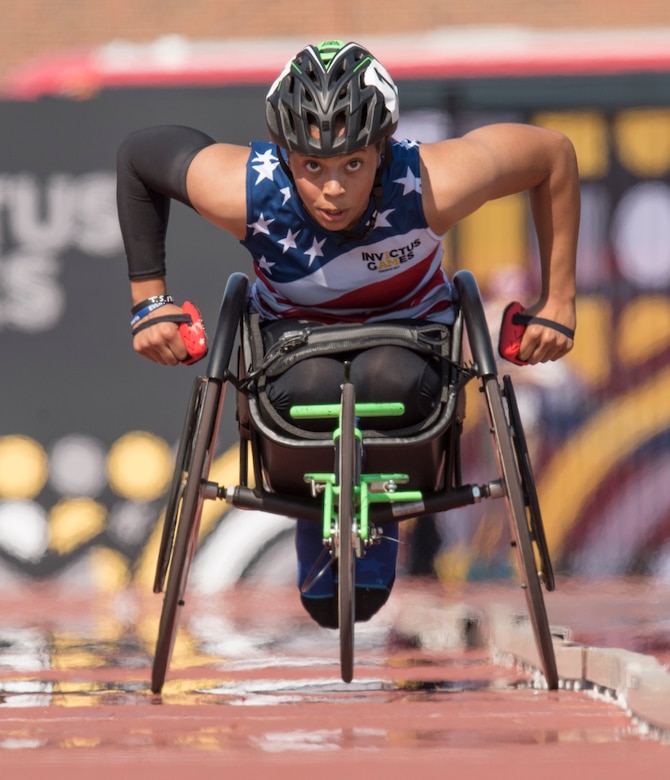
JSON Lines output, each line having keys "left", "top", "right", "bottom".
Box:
{"left": 316, "top": 40, "right": 345, "bottom": 68}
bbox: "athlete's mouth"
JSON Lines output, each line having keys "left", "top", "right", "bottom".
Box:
{"left": 319, "top": 208, "right": 347, "bottom": 222}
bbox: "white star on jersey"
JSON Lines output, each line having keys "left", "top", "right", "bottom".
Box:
{"left": 251, "top": 149, "right": 279, "bottom": 184}
{"left": 304, "top": 236, "right": 326, "bottom": 267}
{"left": 257, "top": 255, "right": 275, "bottom": 275}
{"left": 280, "top": 186, "right": 292, "bottom": 205}
{"left": 375, "top": 208, "right": 395, "bottom": 228}
{"left": 394, "top": 167, "right": 422, "bottom": 196}
{"left": 278, "top": 228, "right": 300, "bottom": 254}
{"left": 248, "top": 212, "right": 274, "bottom": 236}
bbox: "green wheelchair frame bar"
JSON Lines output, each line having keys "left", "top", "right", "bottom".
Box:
{"left": 290, "top": 400, "right": 423, "bottom": 545}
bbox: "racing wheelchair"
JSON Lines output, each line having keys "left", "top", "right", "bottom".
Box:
{"left": 150, "top": 269, "right": 558, "bottom": 693}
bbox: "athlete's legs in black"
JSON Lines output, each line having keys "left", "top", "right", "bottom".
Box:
{"left": 349, "top": 346, "right": 441, "bottom": 426}
{"left": 265, "top": 345, "right": 441, "bottom": 430}
{"left": 264, "top": 342, "right": 441, "bottom": 627}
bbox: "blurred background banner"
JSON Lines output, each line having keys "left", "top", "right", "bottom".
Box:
{"left": 0, "top": 28, "right": 668, "bottom": 591}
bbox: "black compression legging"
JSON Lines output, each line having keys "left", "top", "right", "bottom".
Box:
{"left": 264, "top": 344, "right": 442, "bottom": 432}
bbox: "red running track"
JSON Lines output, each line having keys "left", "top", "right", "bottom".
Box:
{"left": 0, "top": 578, "right": 668, "bottom": 779}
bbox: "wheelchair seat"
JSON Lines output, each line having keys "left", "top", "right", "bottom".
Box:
{"left": 237, "top": 307, "right": 466, "bottom": 496}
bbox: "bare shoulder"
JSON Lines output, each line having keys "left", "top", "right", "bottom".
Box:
{"left": 186, "top": 143, "right": 251, "bottom": 238}
{"left": 419, "top": 124, "right": 575, "bottom": 233}
{"left": 420, "top": 123, "right": 571, "bottom": 176}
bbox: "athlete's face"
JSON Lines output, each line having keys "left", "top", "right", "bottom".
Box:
{"left": 288, "top": 145, "right": 382, "bottom": 232}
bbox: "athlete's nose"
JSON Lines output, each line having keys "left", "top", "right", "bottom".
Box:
{"left": 322, "top": 176, "right": 345, "bottom": 198}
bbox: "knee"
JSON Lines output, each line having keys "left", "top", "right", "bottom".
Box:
{"left": 265, "top": 357, "right": 344, "bottom": 429}
{"left": 351, "top": 347, "right": 441, "bottom": 425}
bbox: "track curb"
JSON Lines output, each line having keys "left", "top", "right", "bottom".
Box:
{"left": 487, "top": 603, "right": 670, "bottom": 737}
{"left": 393, "top": 596, "right": 670, "bottom": 737}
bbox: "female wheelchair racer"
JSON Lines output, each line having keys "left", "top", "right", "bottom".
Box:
{"left": 116, "top": 39, "right": 579, "bottom": 629}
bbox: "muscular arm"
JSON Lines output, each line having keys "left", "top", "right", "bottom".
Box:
{"left": 116, "top": 125, "right": 217, "bottom": 281}
{"left": 420, "top": 124, "right": 580, "bottom": 364}
{"left": 116, "top": 125, "right": 249, "bottom": 365}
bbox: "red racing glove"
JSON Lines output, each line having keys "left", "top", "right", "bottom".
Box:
{"left": 498, "top": 301, "right": 575, "bottom": 366}
{"left": 178, "top": 301, "right": 208, "bottom": 365}
{"left": 498, "top": 301, "right": 529, "bottom": 365}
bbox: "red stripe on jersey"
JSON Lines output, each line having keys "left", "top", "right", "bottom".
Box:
{"left": 320, "top": 247, "right": 440, "bottom": 312}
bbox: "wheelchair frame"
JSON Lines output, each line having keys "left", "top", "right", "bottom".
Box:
{"left": 150, "top": 269, "right": 558, "bottom": 694}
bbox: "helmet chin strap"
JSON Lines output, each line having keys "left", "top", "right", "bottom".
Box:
{"left": 275, "top": 140, "right": 393, "bottom": 245}
{"left": 276, "top": 144, "right": 294, "bottom": 181}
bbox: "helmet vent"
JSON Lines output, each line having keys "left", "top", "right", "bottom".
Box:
{"left": 266, "top": 42, "right": 399, "bottom": 155}
{"left": 332, "top": 60, "right": 348, "bottom": 81}
{"left": 333, "top": 110, "right": 346, "bottom": 138}
{"left": 359, "top": 103, "right": 369, "bottom": 132}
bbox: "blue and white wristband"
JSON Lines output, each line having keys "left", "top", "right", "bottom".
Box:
{"left": 130, "top": 295, "right": 174, "bottom": 328}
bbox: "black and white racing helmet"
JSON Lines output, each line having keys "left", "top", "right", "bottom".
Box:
{"left": 266, "top": 40, "right": 399, "bottom": 156}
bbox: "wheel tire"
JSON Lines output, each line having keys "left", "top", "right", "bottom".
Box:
{"left": 151, "top": 379, "right": 223, "bottom": 694}
{"left": 502, "top": 375, "right": 555, "bottom": 592}
{"left": 154, "top": 378, "right": 206, "bottom": 595}
{"left": 337, "top": 381, "right": 357, "bottom": 684}
{"left": 483, "top": 376, "right": 559, "bottom": 690}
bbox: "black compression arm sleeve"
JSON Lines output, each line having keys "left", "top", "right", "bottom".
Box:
{"left": 116, "top": 125, "right": 216, "bottom": 280}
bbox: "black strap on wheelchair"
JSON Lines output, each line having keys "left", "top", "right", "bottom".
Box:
{"left": 512, "top": 311, "right": 575, "bottom": 340}
{"left": 235, "top": 310, "right": 477, "bottom": 443}
{"left": 131, "top": 312, "right": 191, "bottom": 337}
{"left": 254, "top": 318, "right": 452, "bottom": 378}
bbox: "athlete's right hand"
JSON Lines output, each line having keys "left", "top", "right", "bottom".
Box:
{"left": 132, "top": 303, "right": 189, "bottom": 366}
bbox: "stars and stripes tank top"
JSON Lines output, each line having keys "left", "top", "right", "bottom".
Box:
{"left": 242, "top": 138, "right": 454, "bottom": 324}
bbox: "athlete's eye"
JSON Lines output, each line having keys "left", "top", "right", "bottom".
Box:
{"left": 305, "top": 160, "right": 321, "bottom": 173}
{"left": 346, "top": 159, "right": 363, "bottom": 171}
